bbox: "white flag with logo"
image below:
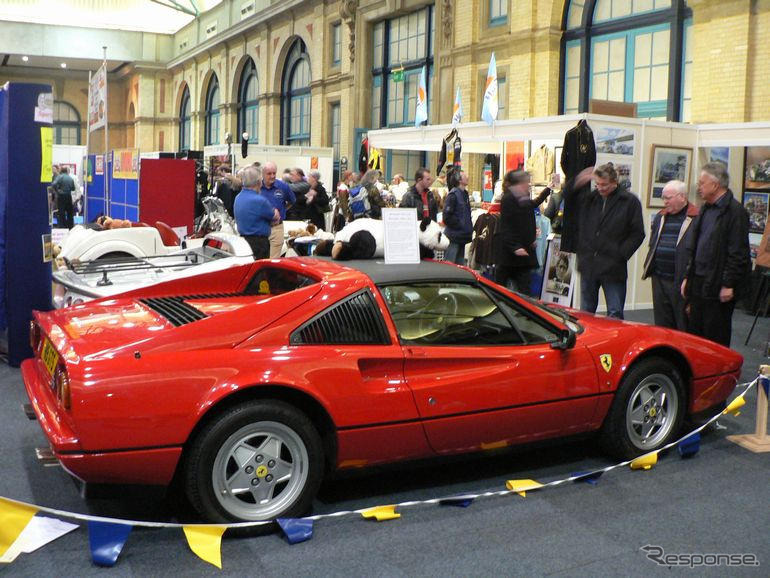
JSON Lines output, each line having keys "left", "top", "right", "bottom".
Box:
{"left": 414, "top": 66, "right": 428, "bottom": 127}
{"left": 481, "top": 52, "right": 498, "bottom": 126}
{"left": 452, "top": 86, "right": 463, "bottom": 127}
{"left": 88, "top": 63, "right": 107, "bottom": 132}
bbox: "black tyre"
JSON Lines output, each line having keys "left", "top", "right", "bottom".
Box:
{"left": 184, "top": 400, "right": 324, "bottom": 523}
{"left": 600, "top": 358, "right": 685, "bottom": 459}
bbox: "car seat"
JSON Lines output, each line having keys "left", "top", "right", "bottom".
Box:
{"left": 155, "top": 221, "right": 180, "bottom": 247}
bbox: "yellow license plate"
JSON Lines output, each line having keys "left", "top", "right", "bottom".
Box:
{"left": 41, "top": 338, "right": 59, "bottom": 377}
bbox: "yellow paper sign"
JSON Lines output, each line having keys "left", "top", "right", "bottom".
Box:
{"left": 183, "top": 525, "right": 227, "bottom": 569}
{"left": 40, "top": 126, "right": 53, "bottom": 183}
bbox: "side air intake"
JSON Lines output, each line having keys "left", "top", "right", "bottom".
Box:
{"left": 290, "top": 291, "right": 390, "bottom": 345}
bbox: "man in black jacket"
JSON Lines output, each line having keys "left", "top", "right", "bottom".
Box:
{"left": 399, "top": 167, "right": 438, "bottom": 222}
{"left": 682, "top": 162, "right": 751, "bottom": 347}
{"left": 571, "top": 163, "right": 645, "bottom": 319}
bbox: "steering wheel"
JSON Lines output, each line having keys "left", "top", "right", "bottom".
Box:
{"left": 417, "top": 293, "right": 459, "bottom": 339}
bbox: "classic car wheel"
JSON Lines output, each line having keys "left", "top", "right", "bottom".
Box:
{"left": 185, "top": 400, "right": 323, "bottom": 523}
{"left": 601, "top": 358, "right": 685, "bottom": 459}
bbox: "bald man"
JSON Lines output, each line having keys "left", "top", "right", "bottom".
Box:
{"left": 641, "top": 180, "right": 698, "bottom": 330}
{"left": 259, "top": 161, "right": 295, "bottom": 257}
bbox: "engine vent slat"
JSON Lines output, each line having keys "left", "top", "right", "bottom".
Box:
{"left": 291, "top": 291, "right": 390, "bottom": 345}
{"left": 140, "top": 296, "right": 209, "bottom": 327}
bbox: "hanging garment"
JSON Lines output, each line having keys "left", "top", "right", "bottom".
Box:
{"left": 560, "top": 119, "right": 596, "bottom": 253}
{"left": 437, "top": 128, "right": 463, "bottom": 174}
{"left": 358, "top": 136, "right": 369, "bottom": 174}
{"left": 367, "top": 147, "right": 383, "bottom": 171}
{"left": 525, "top": 145, "right": 555, "bottom": 185}
{"left": 469, "top": 212, "right": 499, "bottom": 268}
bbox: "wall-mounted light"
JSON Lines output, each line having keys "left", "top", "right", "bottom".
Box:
{"left": 60, "top": 62, "right": 67, "bottom": 68}
{"left": 22, "top": 56, "right": 29, "bottom": 62}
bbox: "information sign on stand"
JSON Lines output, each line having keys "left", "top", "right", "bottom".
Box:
{"left": 383, "top": 208, "right": 420, "bottom": 264}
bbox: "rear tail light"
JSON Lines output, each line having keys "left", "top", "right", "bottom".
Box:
{"left": 54, "top": 365, "right": 71, "bottom": 410}
{"left": 205, "top": 238, "right": 223, "bottom": 249}
{"left": 29, "top": 320, "right": 41, "bottom": 351}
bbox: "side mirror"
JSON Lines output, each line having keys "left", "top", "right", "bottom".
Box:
{"left": 551, "top": 327, "right": 576, "bottom": 351}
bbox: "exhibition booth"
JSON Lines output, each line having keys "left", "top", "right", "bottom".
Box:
{"left": 369, "top": 113, "right": 770, "bottom": 311}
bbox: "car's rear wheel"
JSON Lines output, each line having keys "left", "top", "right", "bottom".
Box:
{"left": 184, "top": 400, "right": 323, "bottom": 524}
{"left": 601, "top": 358, "right": 685, "bottom": 459}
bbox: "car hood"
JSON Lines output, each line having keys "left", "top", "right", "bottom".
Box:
{"left": 41, "top": 284, "right": 321, "bottom": 360}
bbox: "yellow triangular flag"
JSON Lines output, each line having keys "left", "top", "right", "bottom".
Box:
{"left": 723, "top": 395, "right": 746, "bottom": 417}
{"left": 360, "top": 505, "right": 400, "bottom": 521}
{"left": 0, "top": 498, "right": 39, "bottom": 559}
{"left": 630, "top": 452, "right": 658, "bottom": 470}
{"left": 505, "top": 479, "right": 544, "bottom": 497}
{"left": 183, "top": 525, "right": 227, "bottom": 569}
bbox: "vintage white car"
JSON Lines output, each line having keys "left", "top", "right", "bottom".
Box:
{"left": 52, "top": 233, "right": 255, "bottom": 308}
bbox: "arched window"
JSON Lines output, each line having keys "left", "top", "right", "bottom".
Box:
{"left": 179, "top": 86, "right": 191, "bottom": 151}
{"left": 281, "top": 39, "right": 311, "bottom": 146}
{"left": 205, "top": 75, "right": 221, "bottom": 145}
{"left": 561, "top": 0, "right": 692, "bottom": 121}
{"left": 53, "top": 101, "right": 81, "bottom": 145}
{"left": 238, "top": 58, "right": 259, "bottom": 144}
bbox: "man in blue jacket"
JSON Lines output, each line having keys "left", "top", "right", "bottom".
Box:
{"left": 442, "top": 169, "right": 473, "bottom": 265}
{"left": 260, "top": 161, "right": 295, "bottom": 258}
{"left": 235, "top": 165, "right": 279, "bottom": 260}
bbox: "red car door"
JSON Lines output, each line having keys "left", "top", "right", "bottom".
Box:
{"left": 380, "top": 282, "right": 600, "bottom": 455}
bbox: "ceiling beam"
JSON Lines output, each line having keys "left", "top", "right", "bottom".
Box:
{"left": 150, "top": 0, "right": 198, "bottom": 17}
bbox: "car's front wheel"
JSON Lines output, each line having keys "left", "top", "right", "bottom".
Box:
{"left": 601, "top": 358, "right": 685, "bottom": 459}
{"left": 184, "top": 400, "right": 324, "bottom": 523}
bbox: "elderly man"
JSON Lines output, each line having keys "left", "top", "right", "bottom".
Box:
{"left": 259, "top": 161, "right": 295, "bottom": 258}
{"left": 234, "top": 165, "right": 279, "bottom": 260}
{"left": 570, "top": 163, "right": 645, "bottom": 319}
{"left": 642, "top": 180, "right": 699, "bottom": 330}
{"left": 682, "top": 162, "right": 751, "bottom": 347}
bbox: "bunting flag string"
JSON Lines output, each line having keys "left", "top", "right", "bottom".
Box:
{"left": 0, "top": 376, "right": 759, "bottom": 567}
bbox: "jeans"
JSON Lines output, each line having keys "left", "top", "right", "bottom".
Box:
{"left": 443, "top": 241, "right": 467, "bottom": 265}
{"left": 580, "top": 275, "right": 627, "bottom": 319}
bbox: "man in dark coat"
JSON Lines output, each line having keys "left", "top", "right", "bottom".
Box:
{"left": 286, "top": 167, "right": 311, "bottom": 221}
{"left": 682, "top": 162, "right": 751, "bottom": 347}
{"left": 53, "top": 166, "right": 76, "bottom": 229}
{"left": 642, "top": 180, "right": 699, "bottom": 330}
{"left": 442, "top": 169, "right": 473, "bottom": 265}
{"left": 560, "top": 119, "right": 596, "bottom": 253}
{"left": 304, "top": 170, "right": 331, "bottom": 230}
{"left": 399, "top": 167, "right": 439, "bottom": 222}
{"left": 571, "top": 163, "right": 645, "bottom": 319}
{"left": 493, "top": 170, "right": 553, "bottom": 296}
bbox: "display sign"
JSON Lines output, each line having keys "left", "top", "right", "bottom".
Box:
{"left": 482, "top": 165, "right": 494, "bottom": 202}
{"left": 112, "top": 148, "right": 139, "bottom": 180}
{"left": 391, "top": 67, "right": 404, "bottom": 83}
{"left": 40, "top": 126, "right": 53, "bottom": 182}
{"left": 89, "top": 63, "right": 107, "bottom": 132}
{"left": 95, "top": 155, "right": 104, "bottom": 176}
{"left": 34, "top": 92, "right": 53, "bottom": 124}
{"left": 540, "top": 235, "right": 577, "bottom": 307}
{"left": 41, "top": 234, "right": 53, "bottom": 263}
{"left": 383, "top": 208, "right": 420, "bottom": 264}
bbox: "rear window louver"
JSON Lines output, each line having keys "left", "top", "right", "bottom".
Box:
{"left": 140, "top": 296, "right": 210, "bottom": 327}
{"left": 291, "top": 291, "right": 390, "bottom": 345}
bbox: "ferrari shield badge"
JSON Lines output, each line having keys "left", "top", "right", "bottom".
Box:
{"left": 599, "top": 354, "right": 612, "bottom": 373}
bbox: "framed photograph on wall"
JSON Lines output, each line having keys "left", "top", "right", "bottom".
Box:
{"left": 743, "top": 191, "right": 769, "bottom": 235}
{"left": 647, "top": 145, "right": 693, "bottom": 208}
{"left": 744, "top": 146, "right": 770, "bottom": 190}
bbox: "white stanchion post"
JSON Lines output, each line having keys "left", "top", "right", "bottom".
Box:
{"left": 727, "top": 365, "right": 770, "bottom": 452}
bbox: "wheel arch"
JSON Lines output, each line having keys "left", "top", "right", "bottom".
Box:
{"left": 621, "top": 345, "right": 693, "bottom": 410}
{"left": 180, "top": 384, "right": 338, "bottom": 476}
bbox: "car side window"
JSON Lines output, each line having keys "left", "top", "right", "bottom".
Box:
{"left": 495, "top": 298, "right": 559, "bottom": 345}
{"left": 380, "top": 283, "right": 525, "bottom": 345}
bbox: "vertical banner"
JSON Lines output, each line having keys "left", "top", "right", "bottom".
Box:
{"left": 88, "top": 63, "right": 107, "bottom": 132}
{"left": 481, "top": 52, "right": 498, "bottom": 126}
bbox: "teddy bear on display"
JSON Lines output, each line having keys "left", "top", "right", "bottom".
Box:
{"left": 417, "top": 216, "right": 450, "bottom": 259}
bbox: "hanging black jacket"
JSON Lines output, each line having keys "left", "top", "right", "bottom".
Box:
{"left": 437, "top": 129, "right": 462, "bottom": 174}
{"left": 560, "top": 119, "right": 596, "bottom": 253}
{"left": 358, "top": 137, "right": 369, "bottom": 174}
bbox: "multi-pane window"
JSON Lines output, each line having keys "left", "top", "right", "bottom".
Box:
{"left": 489, "top": 0, "right": 508, "bottom": 27}
{"left": 53, "top": 101, "right": 80, "bottom": 145}
{"left": 562, "top": 0, "right": 689, "bottom": 120}
{"left": 332, "top": 23, "right": 341, "bottom": 67}
{"left": 179, "top": 86, "right": 191, "bottom": 151}
{"left": 238, "top": 58, "right": 259, "bottom": 143}
{"left": 330, "top": 102, "right": 340, "bottom": 159}
{"left": 282, "top": 39, "right": 311, "bottom": 146}
{"left": 680, "top": 19, "right": 693, "bottom": 122}
{"left": 497, "top": 76, "right": 507, "bottom": 120}
{"left": 205, "top": 75, "right": 220, "bottom": 145}
{"left": 371, "top": 7, "right": 433, "bottom": 129}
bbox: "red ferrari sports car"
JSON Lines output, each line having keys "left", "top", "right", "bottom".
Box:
{"left": 22, "top": 257, "right": 742, "bottom": 523}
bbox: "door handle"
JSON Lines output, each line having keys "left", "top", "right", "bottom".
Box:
{"left": 406, "top": 347, "right": 427, "bottom": 357}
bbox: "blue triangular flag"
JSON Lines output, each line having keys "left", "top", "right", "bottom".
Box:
{"left": 760, "top": 376, "right": 769, "bottom": 399}
{"left": 439, "top": 496, "right": 474, "bottom": 508}
{"left": 572, "top": 470, "right": 604, "bottom": 485}
{"left": 88, "top": 520, "right": 132, "bottom": 567}
{"left": 277, "top": 518, "right": 314, "bottom": 545}
{"left": 678, "top": 432, "right": 701, "bottom": 459}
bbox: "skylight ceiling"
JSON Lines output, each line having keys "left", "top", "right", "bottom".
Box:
{"left": 0, "top": 0, "right": 224, "bottom": 35}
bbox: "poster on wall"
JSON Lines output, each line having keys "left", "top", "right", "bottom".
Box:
{"left": 40, "top": 126, "right": 53, "bottom": 182}
{"left": 41, "top": 234, "right": 53, "bottom": 263}
{"left": 95, "top": 155, "right": 104, "bottom": 176}
{"left": 596, "top": 153, "right": 632, "bottom": 192}
{"left": 743, "top": 191, "right": 769, "bottom": 235}
{"left": 595, "top": 126, "right": 635, "bottom": 156}
{"left": 744, "top": 146, "right": 770, "bottom": 190}
{"left": 540, "top": 235, "right": 576, "bottom": 306}
{"left": 504, "top": 141, "right": 525, "bottom": 173}
{"left": 88, "top": 63, "right": 107, "bottom": 132}
{"left": 709, "top": 147, "right": 730, "bottom": 166}
{"left": 647, "top": 145, "right": 693, "bottom": 208}
{"left": 112, "top": 148, "right": 139, "bottom": 180}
